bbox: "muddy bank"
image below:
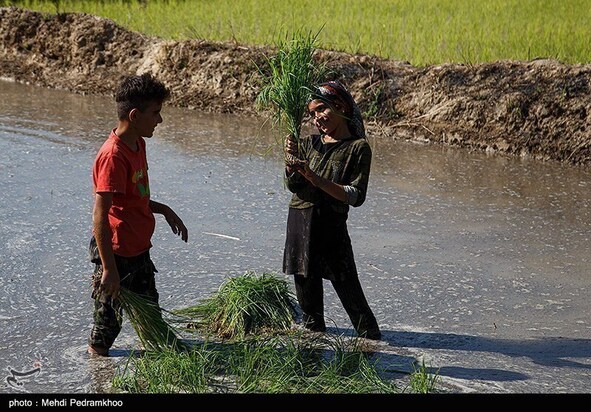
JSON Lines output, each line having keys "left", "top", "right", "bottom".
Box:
{"left": 2, "top": 6, "right": 591, "bottom": 166}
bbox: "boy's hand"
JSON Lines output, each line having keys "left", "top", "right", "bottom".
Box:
{"left": 99, "top": 267, "right": 120, "bottom": 301}
{"left": 164, "top": 209, "right": 188, "bottom": 242}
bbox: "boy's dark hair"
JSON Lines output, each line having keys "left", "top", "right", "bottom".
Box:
{"left": 115, "top": 73, "right": 170, "bottom": 120}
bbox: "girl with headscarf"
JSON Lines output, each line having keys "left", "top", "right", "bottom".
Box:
{"left": 282, "top": 80, "right": 381, "bottom": 340}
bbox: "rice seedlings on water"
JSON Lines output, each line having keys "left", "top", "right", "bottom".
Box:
{"left": 113, "top": 346, "right": 223, "bottom": 394}
{"left": 112, "top": 273, "right": 403, "bottom": 394}
{"left": 114, "top": 331, "right": 400, "bottom": 394}
{"left": 175, "top": 272, "right": 298, "bottom": 339}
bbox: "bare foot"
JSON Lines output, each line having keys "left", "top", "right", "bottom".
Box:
{"left": 87, "top": 345, "right": 109, "bottom": 356}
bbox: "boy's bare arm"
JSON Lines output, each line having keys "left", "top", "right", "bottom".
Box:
{"left": 93, "top": 192, "right": 120, "bottom": 298}
{"left": 149, "top": 200, "right": 189, "bottom": 242}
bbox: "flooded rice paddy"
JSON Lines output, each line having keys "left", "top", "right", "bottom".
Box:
{"left": 1, "top": 80, "right": 590, "bottom": 393}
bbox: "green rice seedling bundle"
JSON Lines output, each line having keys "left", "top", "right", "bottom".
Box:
{"left": 118, "top": 287, "right": 188, "bottom": 352}
{"left": 256, "top": 29, "right": 327, "bottom": 165}
{"left": 113, "top": 346, "right": 222, "bottom": 394}
{"left": 176, "top": 272, "right": 297, "bottom": 339}
{"left": 114, "top": 332, "right": 400, "bottom": 394}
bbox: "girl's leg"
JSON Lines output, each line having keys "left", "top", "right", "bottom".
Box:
{"left": 294, "top": 275, "right": 326, "bottom": 332}
{"left": 331, "top": 276, "right": 381, "bottom": 340}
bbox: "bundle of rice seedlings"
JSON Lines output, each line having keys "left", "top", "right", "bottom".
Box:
{"left": 118, "top": 287, "right": 188, "bottom": 352}
{"left": 256, "top": 28, "right": 327, "bottom": 165}
{"left": 113, "top": 345, "right": 223, "bottom": 394}
{"left": 176, "top": 272, "right": 297, "bottom": 339}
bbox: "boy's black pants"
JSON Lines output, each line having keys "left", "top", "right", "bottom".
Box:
{"left": 88, "top": 247, "right": 159, "bottom": 350}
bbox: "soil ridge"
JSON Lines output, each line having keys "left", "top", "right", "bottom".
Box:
{"left": 2, "top": 7, "right": 591, "bottom": 166}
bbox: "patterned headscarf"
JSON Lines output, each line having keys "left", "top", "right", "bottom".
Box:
{"left": 313, "top": 80, "right": 366, "bottom": 139}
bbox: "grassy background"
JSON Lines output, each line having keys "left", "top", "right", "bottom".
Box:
{"left": 4, "top": 0, "right": 591, "bottom": 66}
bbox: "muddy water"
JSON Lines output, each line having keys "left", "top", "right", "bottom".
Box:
{"left": 1, "top": 80, "right": 590, "bottom": 394}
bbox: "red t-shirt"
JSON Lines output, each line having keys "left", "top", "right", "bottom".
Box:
{"left": 93, "top": 130, "right": 155, "bottom": 257}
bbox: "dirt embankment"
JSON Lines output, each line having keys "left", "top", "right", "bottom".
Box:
{"left": 2, "top": 7, "right": 591, "bottom": 166}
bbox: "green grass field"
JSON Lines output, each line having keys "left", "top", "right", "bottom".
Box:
{"left": 5, "top": 0, "right": 591, "bottom": 66}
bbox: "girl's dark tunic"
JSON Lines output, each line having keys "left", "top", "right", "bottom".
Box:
{"left": 282, "top": 134, "right": 372, "bottom": 281}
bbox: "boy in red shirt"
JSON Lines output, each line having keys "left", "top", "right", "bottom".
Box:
{"left": 88, "top": 73, "right": 188, "bottom": 356}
